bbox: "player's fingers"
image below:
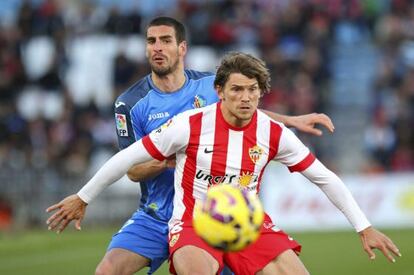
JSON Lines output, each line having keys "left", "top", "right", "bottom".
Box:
{"left": 74, "top": 218, "right": 83, "bottom": 231}
{"left": 48, "top": 217, "right": 63, "bottom": 231}
{"left": 57, "top": 218, "right": 71, "bottom": 234}
{"left": 386, "top": 239, "right": 402, "bottom": 257}
{"left": 316, "top": 113, "right": 335, "bottom": 133}
{"left": 361, "top": 237, "right": 376, "bottom": 260}
{"left": 306, "top": 127, "right": 323, "bottom": 136}
{"left": 366, "top": 247, "right": 376, "bottom": 260}
{"left": 48, "top": 210, "right": 68, "bottom": 231}
{"left": 378, "top": 244, "right": 395, "bottom": 263}
{"left": 46, "top": 208, "right": 64, "bottom": 226}
{"left": 45, "top": 202, "right": 62, "bottom": 213}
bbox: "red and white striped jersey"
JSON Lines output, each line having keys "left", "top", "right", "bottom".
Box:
{"left": 142, "top": 102, "right": 315, "bottom": 227}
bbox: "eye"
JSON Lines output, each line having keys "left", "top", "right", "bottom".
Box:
{"left": 249, "top": 86, "right": 258, "bottom": 92}
{"left": 232, "top": 86, "right": 243, "bottom": 92}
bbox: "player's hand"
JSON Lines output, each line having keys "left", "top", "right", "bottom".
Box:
{"left": 165, "top": 156, "right": 176, "bottom": 169}
{"left": 358, "top": 226, "right": 401, "bottom": 263}
{"left": 287, "top": 113, "right": 335, "bottom": 136}
{"left": 45, "top": 194, "right": 87, "bottom": 233}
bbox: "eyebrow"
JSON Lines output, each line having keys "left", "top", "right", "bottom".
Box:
{"left": 231, "top": 82, "right": 258, "bottom": 88}
{"left": 147, "top": 34, "right": 174, "bottom": 40}
{"left": 159, "top": 35, "right": 173, "bottom": 39}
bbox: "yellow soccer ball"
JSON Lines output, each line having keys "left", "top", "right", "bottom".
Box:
{"left": 193, "top": 184, "right": 264, "bottom": 252}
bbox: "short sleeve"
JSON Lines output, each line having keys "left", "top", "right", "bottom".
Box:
{"left": 273, "top": 126, "right": 315, "bottom": 172}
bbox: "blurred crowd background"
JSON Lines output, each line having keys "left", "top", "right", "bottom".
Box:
{"left": 0, "top": 0, "right": 414, "bottom": 229}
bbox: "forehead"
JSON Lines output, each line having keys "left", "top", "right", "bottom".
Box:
{"left": 225, "top": 73, "right": 258, "bottom": 87}
{"left": 146, "top": 25, "right": 176, "bottom": 39}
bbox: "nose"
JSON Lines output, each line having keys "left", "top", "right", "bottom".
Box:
{"left": 153, "top": 40, "right": 163, "bottom": 52}
{"left": 240, "top": 90, "right": 250, "bottom": 102}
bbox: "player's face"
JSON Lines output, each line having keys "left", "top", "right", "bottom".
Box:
{"left": 217, "top": 73, "right": 261, "bottom": 127}
{"left": 146, "top": 25, "right": 186, "bottom": 76}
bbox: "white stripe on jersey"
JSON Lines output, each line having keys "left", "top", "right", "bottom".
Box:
{"left": 256, "top": 112, "right": 273, "bottom": 172}
{"left": 171, "top": 149, "right": 188, "bottom": 227}
{"left": 194, "top": 106, "right": 216, "bottom": 195}
{"left": 226, "top": 129, "right": 243, "bottom": 177}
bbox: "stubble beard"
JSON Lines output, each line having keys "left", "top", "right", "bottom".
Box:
{"left": 150, "top": 58, "right": 179, "bottom": 77}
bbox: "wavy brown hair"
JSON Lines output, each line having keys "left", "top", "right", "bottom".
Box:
{"left": 214, "top": 52, "right": 271, "bottom": 95}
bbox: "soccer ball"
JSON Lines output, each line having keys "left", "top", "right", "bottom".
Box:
{"left": 193, "top": 184, "right": 264, "bottom": 252}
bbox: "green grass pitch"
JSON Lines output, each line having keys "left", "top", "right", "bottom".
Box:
{"left": 0, "top": 228, "right": 412, "bottom": 274}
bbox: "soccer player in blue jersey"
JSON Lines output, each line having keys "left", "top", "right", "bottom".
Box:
{"left": 46, "top": 17, "right": 334, "bottom": 275}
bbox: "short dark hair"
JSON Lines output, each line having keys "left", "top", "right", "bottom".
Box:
{"left": 214, "top": 52, "right": 271, "bottom": 95}
{"left": 146, "top": 17, "right": 186, "bottom": 44}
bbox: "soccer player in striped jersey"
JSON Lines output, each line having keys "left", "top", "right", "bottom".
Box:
{"left": 46, "top": 17, "right": 335, "bottom": 275}
{"left": 49, "top": 52, "right": 400, "bottom": 275}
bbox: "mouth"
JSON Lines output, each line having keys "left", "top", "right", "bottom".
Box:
{"left": 239, "top": 105, "right": 251, "bottom": 111}
{"left": 152, "top": 55, "right": 166, "bottom": 65}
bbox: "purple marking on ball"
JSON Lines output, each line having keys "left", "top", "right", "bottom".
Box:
{"left": 208, "top": 197, "right": 234, "bottom": 223}
{"left": 241, "top": 189, "right": 255, "bottom": 212}
{"left": 211, "top": 212, "right": 234, "bottom": 223}
{"left": 223, "top": 190, "right": 237, "bottom": 206}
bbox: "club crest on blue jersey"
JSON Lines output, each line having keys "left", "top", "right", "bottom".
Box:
{"left": 115, "top": 113, "right": 128, "bottom": 137}
{"left": 193, "top": 95, "right": 207, "bottom": 108}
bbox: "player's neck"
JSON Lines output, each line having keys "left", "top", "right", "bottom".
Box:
{"left": 151, "top": 67, "right": 186, "bottom": 93}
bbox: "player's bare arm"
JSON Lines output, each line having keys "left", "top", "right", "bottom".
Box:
{"left": 359, "top": 226, "right": 401, "bottom": 262}
{"left": 46, "top": 194, "right": 87, "bottom": 233}
{"left": 126, "top": 158, "right": 176, "bottom": 182}
{"left": 261, "top": 110, "right": 335, "bottom": 136}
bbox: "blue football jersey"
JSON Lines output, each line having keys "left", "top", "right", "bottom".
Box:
{"left": 114, "top": 70, "right": 219, "bottom": 221}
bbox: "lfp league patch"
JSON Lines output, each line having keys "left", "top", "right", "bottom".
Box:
{"left": 115, "top": 113, "right": 128, "bottom": 137}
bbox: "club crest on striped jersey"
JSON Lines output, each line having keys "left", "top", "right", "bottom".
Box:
{"left": 193, "top": 95, "right": 207, "bottom": 108}
{"left": 249, "top": 145, "right": 263, "bottom": 163}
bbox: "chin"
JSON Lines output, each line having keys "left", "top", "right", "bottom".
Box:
{"left": 238, "top": 113, "right": 253, "bottom": 120}
{"left": 153, "top": 67, "right": 171, "bottom": 76}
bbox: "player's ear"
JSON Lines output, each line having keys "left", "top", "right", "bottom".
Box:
{"left": 216, "top": 85, "right": 225, "bottom": 101}
{"left": 179, "top": 41, "right": 187, "bottom": 57}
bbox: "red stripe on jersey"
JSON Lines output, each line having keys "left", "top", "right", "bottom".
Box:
{"left": 240, "top": 115, "right": 257, "bottom": 175}
{"left": 210, "top": 106, "right": 229, "bottom": 176}
{"left": 257, "top": 121, "right": 283, "bottom": 193}
{"left": 142, "top": 136, "right": 166, "bottom": 161}
{"left": 268, "top": 121, "right": 283, "bottom": 160}
{"left": 181, "top": 113, "right": 203, "bottom": 220}
{"left": 288, "top": 152, "right": 316, "bottom": 172}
